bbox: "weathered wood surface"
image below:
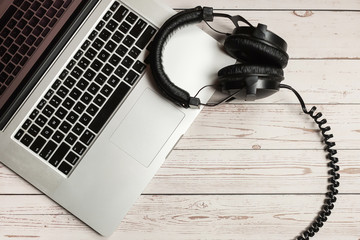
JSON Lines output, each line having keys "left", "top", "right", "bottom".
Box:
{"left": 1, "top": 0, "right": 359, "bottom": 239}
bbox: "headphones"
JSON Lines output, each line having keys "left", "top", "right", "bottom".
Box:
{"left": 148, "top": 6, "right": 289, "bottom": 108}
{"left": 148, "top": 7, "right": 340, "bottom": 240}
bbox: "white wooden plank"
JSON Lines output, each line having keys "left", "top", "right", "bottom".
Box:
{"left": 178, "top": 104, "right": 360, "bottom": 150}
{"left": 208, "top": 60, "right": 360, "bottom": 104}
{"left": 169, "top": 11, "right": 360, "bottom": 59}
{"left": 160, "top": 0, "right": 360, "bottom": 10}
{"left": 0, "top": 150, "right": 354, "bottom": 195}
{"left": 0, "top": 195, "right": 358, "bottom": 240}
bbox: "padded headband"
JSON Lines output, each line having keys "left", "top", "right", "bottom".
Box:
{"left": 148, "top": 6, "right": 213, "bottom": 108}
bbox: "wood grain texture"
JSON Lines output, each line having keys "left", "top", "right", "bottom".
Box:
{"left": 1, "top": 0, "right": 359, "bottom": 239}
{"left": 0, "top": 195, "right": 359, "bottom": 240}
{"left": 160, "top": 0, "right": 360, "bottom": 10}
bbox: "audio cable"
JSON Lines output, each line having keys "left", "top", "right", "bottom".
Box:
{"left": 280, "top": 84, "right": 340, "bottom": 240}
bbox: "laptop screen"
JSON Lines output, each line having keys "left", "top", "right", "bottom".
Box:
{"left": 0, "top": 0, "right": 95, "bottom": 130}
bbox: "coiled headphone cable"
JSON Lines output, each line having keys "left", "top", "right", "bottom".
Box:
{"left": 280, "top": 84, "right": 340, "bottom": 240}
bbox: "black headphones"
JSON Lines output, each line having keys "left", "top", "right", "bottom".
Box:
{"left": 148, "top": 6, "right": 289, "bottom": 108}
{"left": 148, "top": 7, "right": 340, "bottom": 240}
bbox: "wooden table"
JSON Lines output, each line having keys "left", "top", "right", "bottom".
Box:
{"left": 1, "top": 0, "right": 359, "bottom": 239}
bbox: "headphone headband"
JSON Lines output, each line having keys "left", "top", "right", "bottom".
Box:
{"left": 148, "top": 6, "right": 211, "bottom": 108}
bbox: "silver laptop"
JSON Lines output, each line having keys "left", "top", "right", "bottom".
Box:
{"left": 0, "top": 0, "right": 233, "bottom": 236}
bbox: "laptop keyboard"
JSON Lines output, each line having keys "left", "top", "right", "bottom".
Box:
{"left": 0, "top": 0, "right": 73, "bottom": 96}
{"left": 13, "top": 1, "right": 156, "bottom": 176}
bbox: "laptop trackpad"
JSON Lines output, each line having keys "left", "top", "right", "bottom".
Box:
{"left": 110, "top": 89, "right": 185, "bottom": 167}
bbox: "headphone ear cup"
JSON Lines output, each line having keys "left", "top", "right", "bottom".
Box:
{"left": 224, "top": 36, "right": 289, "bottom": 69}
{"left": 218, "top": 64, "right": 284, "bottom": 98}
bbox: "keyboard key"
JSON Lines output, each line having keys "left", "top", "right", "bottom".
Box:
{"left": 14, "top": 129, "right": 25, "bottom": 140}
{"left": 104, "top": 40, "right": 117, "bottom": 53}
{"left": 89, "top": 82, "right": 130, "bottom": 133}
{"left": 0, "top": 6, "right": 17, "bottom": 31}
{"left": 114, "top": 65, "right": 127, "bottom": 78}
{"left": 64, "top": 76, "right": 76, "bottom": 89}
{"left": 116, "top": 44, "right": 128, "bottom": 57}
{"left": 49, "top": 95, "right": 62, "bottom": 107}
{"left": 58, "top": 161, "right": 72, "bottom": 175}
{"left": 42, "top": 105, "right": 55, "bottom": 117}
{"left": 71, "top": 66, "right": 83, "bottom": 79}
{"left": 85, "top": 47, "right": 97, "bottom": 60}
{"left": 59, "top": 121, "right": 71, "bottom": 133}
{"left": 78, "top": 57, "right": 90, "bottom": 70}
{"left": 113, "top": 5, "right": 128, "bottom": 23}
{"left": 110, "top": 2, "right": 120, "bottom": 11}
{"left": 103, "top": 11, "right": 112, "bottom": 21}
{"left": 121, "top": 56, "right": 134, "bottom": 68}
{"left": 62, "top": 97, "right": 75, "bottom": 110}
{"left": 44, "top": 89, "right": 55, "bottom": 100}
{"left": 39, "top": 140, "right": 57, "bottom": 160}
{"left": 101, "top": 63, "right": 114, "bottom": 76}
{"left": 59, "top": 69, "right": 69, "bottom": 80}
{"left": 35, "top": 114, "right": 48, "bottom": 127}
{"left": 30, "top": 136, "right": 46, "bottom": 153}
{"left": 84, "top": 69, "right": 96, "bottom": 81}
{"left": 69, "top": 88, "right": 82, "bottom": 100}
{"left": 92, "top": 38, "right": 104, "bottom": 51}
{"left": 55, "top": 106, "right": 68, "bottom": 120}
{"left": 74, "top": 49, "right": 83, "bottom": 60}
{"left": 126, "top": 12, "right": 138, "bottom": 24}
{"left": 80, "top": 92, "right": 93, "bottom": 105}
{"left": 100, "top": 84, "right": 113, "bottom": 97}
{"left": 94, "top": 94, "right": 106, "bottom": 107}
{"left": 73, "top": 101, "right": 86, "bottom": 114}
{"left": 65, "top": 132, "right": 77, "bottom": 145}
{"left": 54, "top": 0, "right": 64, "bottom": 9}
{"left": 41, "top": 126, "right": 54, "bottom": 139}
{"left": 66, "top": 111, "right": 79, "bottom": 124}
{"left": 79, "top": 113, "right": 92, "bottom": 126}
{"left": 21, "top": 134, "right": 34, "bottom": 147}
{"left": 136, "top": 25, "right": 156, "bottom": 49}
{"left": 133, "top": 60, "right": 146, "bottom": 74}
{"left": 98, "top": 50, "right": 110, "bottom": 62}
{"left": 48, "top": 116, "right": 61, "bottom": 129}
{"left": 57, "top": 86, "right": 69, "bottom": 98}
{"left": 73, "top": 141, "right": 86, "bottom": 155}
{"left": 88, "top": 83, "right": 100, "bottom": 95}
{"left": 76, "top": 78, "right": 89, "bottom": 90}
{"left": 81, "top": 40, "right": 91, "bottom": 50}
{"left": 37, "top": 102, "right": 48, "bottom": 114}
{"left": 72, "top": 123, "right": 85, "bottom": 136}
{"left": 106, "top": 19, "right": 118, "bottom": 32}
{"left": 99, "top": 29, "right": 111, "bottom": 41}
{"left": 90, "top": 59, "right": 103, "bottom": 72}
{"left": 49, "top": 142, "right": 71, "bottom": 167}
{"left": 130, "top": 18, "right": 147, "bottom": 38}
{"left": 80, "top": 130, "right": 95, "bottom": 146}
{"left": 22, "top": 119, "right": 32, "bottom": 130}
{"left": 66, "top": 151, "right": 79, "bottom": 165}
{"left": 112, "top": 30, "right": 124, "bottom": 42}
{"left": 124, "top": 70, "right": 139, "bottom": 86}
{"left": 52, "top": 130, "right": 65, "bottom": 143}
{"left": 95, "top": 20, "right": 105, "bottom": 31}
{"left": 86, "top": 103, "right": 99, "bottom": 116}
{"left": 119, "top": 21, "right": 131, "bottom": 34}
{"left": 66, "top": 60, "right": 76, "bottom": 70}
{"left": 129, "top": 47, "right": 141, "bottom": 59}
{"left": 28, "top": 124, "right": 41, "bottom": 137}
{"left": 109, "top": 54, "right": 121, "bottom": 67}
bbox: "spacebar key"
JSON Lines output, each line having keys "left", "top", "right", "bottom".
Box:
{"left": 89, "top": 82, "right": 130, "bottom": 134}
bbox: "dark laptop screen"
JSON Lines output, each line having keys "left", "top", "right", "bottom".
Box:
{"left": 0, "top": 0, "right": 96, "bottom": 130}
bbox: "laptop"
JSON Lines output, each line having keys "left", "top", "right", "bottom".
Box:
{"left": 0, "top": 0, "right": 233, "bottom": 236}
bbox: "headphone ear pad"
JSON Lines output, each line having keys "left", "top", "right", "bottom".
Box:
{"left": 218, "top": 64, "right": 284, "bottom": 92}
{"left": 224, "top": 36, "right": 289, "bottom": 69}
